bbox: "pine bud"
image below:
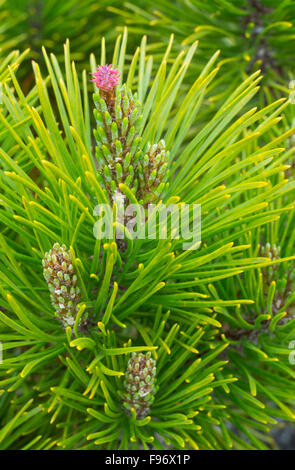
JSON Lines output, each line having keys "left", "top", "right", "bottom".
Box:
{"left": 122, "top": 352, "right": 157, "bottom": 418}
{"left": 42, "top": 243, "right": 82, "bottom": 330}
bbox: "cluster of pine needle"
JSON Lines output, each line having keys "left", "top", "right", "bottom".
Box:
{"left": 0, "top": 1, "right": 295, "bottom": 451}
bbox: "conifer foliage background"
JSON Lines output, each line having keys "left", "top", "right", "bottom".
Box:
{"left": 0, "top": 0, "right": 295, "bottom": 451}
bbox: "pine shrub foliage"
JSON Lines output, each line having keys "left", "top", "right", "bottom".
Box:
{"left": 110, "top": 0, "right": 295, "bottom": 99}
{"left": 0, "top": 29, "right": 295, "bottom": 450}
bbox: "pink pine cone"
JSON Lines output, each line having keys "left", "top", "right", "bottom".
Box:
{"left": 90, "top": 64, "right": 120, "bottom": 91}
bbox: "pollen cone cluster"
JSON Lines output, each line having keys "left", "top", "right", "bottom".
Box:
{"left": 137, "top": 140, "right": 169, "bottom": 204}
{"left": 261, "top": 243, "right": 295, "bottom": 317}
{"left": 122, "top": 352, "right": 157, "bottom": 418}
{"left": 260, "top": 242, "right": 281, "bottom": 287}
{"left": 92, "top": 65, "right": 169, "bottom": 206}
{"left": 42, "top": 243, "right": 83, "bottom": 330}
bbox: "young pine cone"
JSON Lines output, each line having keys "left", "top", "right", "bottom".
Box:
{"left": 122, "top": 352, "right": 157, "bottom": 418}
{"left": 42, "top": 243, "right": 82, "bottom": 330}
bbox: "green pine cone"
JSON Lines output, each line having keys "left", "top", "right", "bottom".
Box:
{"left": 42, "top": 243, "right": 82, "bottom": 329}
{"left": 122, "top": 352, "right": 157, "bottom": 418}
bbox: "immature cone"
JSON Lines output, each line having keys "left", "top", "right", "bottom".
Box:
{"left": 42, "top": 243, "right": 81, "bottom": 329}
{"left": 123, "top": 352, "right": 157, "bottom": 418}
